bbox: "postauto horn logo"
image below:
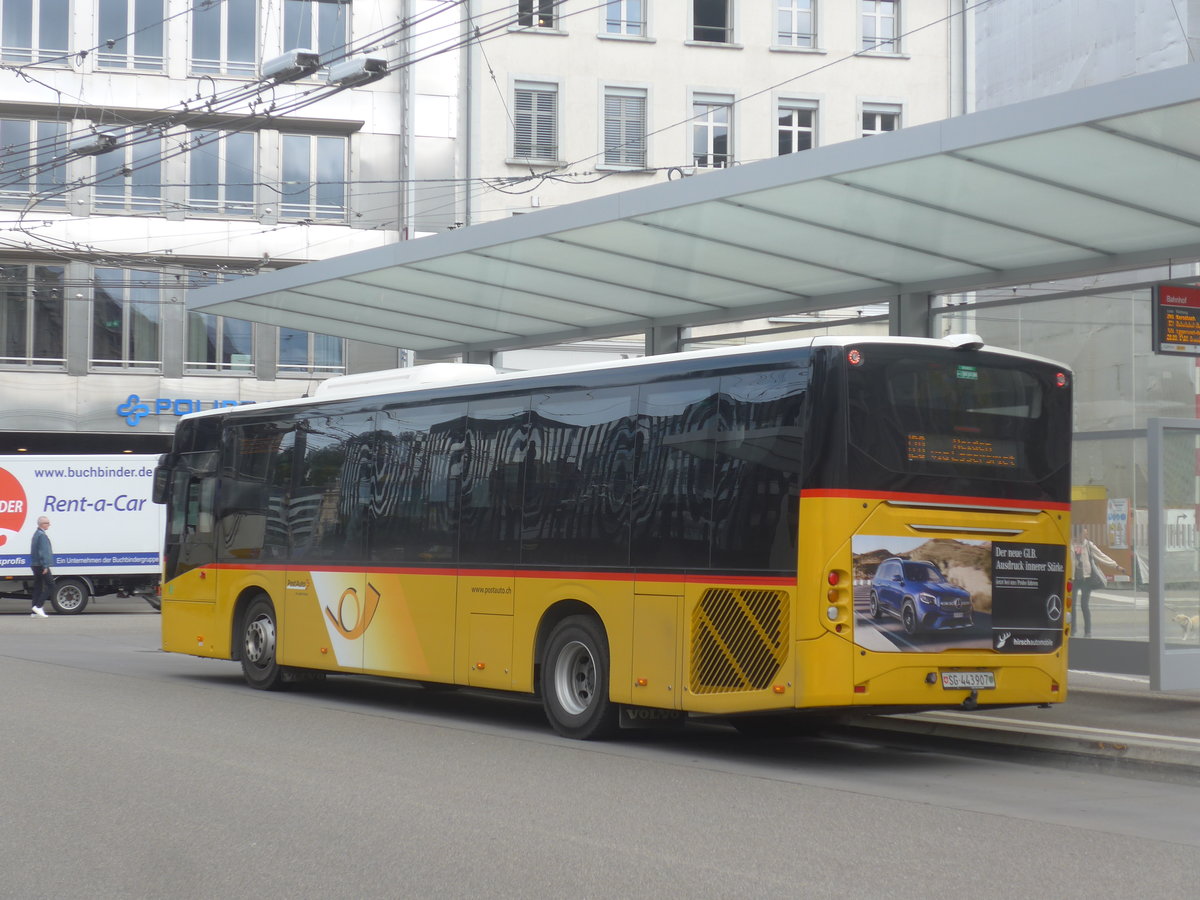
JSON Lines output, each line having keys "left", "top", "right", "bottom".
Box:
{"left": 0, "top": 467, "right": 29, "bottom": 547}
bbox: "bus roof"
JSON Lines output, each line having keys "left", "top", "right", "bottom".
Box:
{"left": 184, "top": 333, "right": 1067, "bottom": 421}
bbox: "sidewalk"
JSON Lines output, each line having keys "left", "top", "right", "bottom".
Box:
{"left": 842, "top": 669, "right": 1200, "bottom": 782}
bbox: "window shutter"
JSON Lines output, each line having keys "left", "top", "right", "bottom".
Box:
{"left": 604, "top": 91, "right": 647, "bottom": 167}
{"left": 515, "top": 84, "right": 558, "bottom": 160}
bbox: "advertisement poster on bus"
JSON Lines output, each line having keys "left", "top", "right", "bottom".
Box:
{"left": 852, "top": 536, "right": 1065, "bottom": 653}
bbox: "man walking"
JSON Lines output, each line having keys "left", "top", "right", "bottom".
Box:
{"left": 30, "top": 515, "right": 54, "bottom": 618}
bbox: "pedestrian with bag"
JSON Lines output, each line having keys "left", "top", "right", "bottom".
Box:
{"left": 1073, "top": 527, "right": 1123, "bottom": 638}
{"left": 29, "top": 515, "right": 54, "bottom": 618}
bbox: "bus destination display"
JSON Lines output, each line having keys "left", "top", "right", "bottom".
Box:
{"left": 907, "top": 432, "right": 1018, "bottom": 468}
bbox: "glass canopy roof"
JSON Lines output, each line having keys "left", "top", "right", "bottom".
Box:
{"left": 191, "top": 64, "right": 1200, "bottom": 356}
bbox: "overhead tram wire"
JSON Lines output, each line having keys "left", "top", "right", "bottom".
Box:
{"left": 0, "top": 1, "right": 615, "bottom": 260}
{"left": 0, "top": 0, "right": 547, "bottom": 198}
{"left": 547, "top": 0, "right": 1001, "bottom": 179}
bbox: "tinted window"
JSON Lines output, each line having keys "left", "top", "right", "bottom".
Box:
{"left": 710, "top": 367, "right": 805, "bottom": 572}
{"left": 523, "top": 386, "right": 636, "bottom": 567}
{"left": 460, "top": 396, "right": 529, "bottom": 564}
{"left": 216, "top": 422, "right": 291, "bottom": 562}
{"left": 372, "top": 402, "right": 465, "bottom": 564}
{"left": 287, "top": 410, "right": 374, "bottom": 562}
{"left": 631, "top": 377, "right": 718, "bottom": 569}
{"left": 843, "top": 346, "right": 1071, "bottom": 500}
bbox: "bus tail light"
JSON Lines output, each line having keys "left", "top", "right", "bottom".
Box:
{"left": 825, "top": 569, "right": 851, "bottom": 629}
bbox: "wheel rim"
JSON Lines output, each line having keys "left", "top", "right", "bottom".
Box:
{"left": 553, "top": 639, "right": 596, "bottom": 716}
{"left": 57, "top": 585, "right": 84, "bottom": 611}
{"left": 245, "top": 613, "right": 276, "bottom": 669}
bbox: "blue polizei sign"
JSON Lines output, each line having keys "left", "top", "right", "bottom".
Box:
{"left": 116, "top": 394, "right": 253, "bottom": 426}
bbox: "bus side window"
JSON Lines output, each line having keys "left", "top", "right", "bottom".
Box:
{"left": 632, "top": 377, "right": 719, "bottom": 569}
{"left": 711, "top": 366, "right": 807, "bottom": 572}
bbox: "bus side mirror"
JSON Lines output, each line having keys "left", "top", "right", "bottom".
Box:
{"left": 152, "top": 466, "right": 171, "bottom": 505}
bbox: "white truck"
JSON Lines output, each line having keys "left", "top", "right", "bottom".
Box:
{"left": 0, "top": 454, "right": 164, "bottom": 614}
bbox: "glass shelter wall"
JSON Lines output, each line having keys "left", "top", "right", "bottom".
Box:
{"left": 933, "top": 281, "right": 1200, "bottom": 671}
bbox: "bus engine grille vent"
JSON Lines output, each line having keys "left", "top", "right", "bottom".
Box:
{"left": 690, "top": 588, "right": 789, "bottom": 694}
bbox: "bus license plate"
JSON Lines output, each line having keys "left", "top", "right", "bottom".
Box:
{"left": 941, "top": 671, "right": 995, "bottom": 690}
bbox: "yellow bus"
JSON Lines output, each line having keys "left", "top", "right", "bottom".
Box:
{"left": 153, "top": 335, "right": 1072, "bottom": 738}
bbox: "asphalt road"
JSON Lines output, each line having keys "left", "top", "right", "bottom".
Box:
{"left": 2, "top": 606, "right": 1198, "bottom": 899}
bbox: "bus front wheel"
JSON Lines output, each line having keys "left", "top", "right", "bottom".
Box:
{"left": 541, "top": 615, "right": 618, "bottom": 740}
{"left": 241, "top": 596, "right": 284, "bottom": 690}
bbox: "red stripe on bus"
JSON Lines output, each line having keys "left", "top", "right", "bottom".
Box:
{"left": 799, "top": 489, "right": 1070, "bottom": 511}
{"left": 206, "top": 562, "right": 794, "bottom": 586}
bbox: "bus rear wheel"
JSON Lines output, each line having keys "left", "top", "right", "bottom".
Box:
{"left": 241, "top": 596, "right": 284, "bottom": 690}
{"left": 541, "top": 615, "right": 618, "bottom": 740}
{"left": 50, "top": 577, "right": 89, "bottom": 615}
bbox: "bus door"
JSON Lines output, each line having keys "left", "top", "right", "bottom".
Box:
{"left": 456, "top": 395, "right": 530, "bottom": 690}
{"left": 162, "top": 453, "right": 218, "bottom": 601}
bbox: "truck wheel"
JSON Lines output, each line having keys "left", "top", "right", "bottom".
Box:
{"left": 50, "top": 577, "right": 90, "bottom": 615}
{"left": 540, "top": 615, "right": 618, "bottom": 740}
{"left": 241, "top": 595, "right": 284, "bottom": 690}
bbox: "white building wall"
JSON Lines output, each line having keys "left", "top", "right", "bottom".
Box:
{"left": 0, "top": 0, "right": 414, "bottom": 449}
{"left": 461, "top": 0, "right": 958, "bottom": 224}
{"left": 974, "top": 0, "right": 1200, "bottom": 108}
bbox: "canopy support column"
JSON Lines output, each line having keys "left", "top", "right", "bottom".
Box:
{"left": 891, "top": 293, "right": 932, "bottom": 338}
{"left": 646, "top": 325, "right": 682, "bottom": 356}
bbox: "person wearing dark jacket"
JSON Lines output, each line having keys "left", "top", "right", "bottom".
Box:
{"left": 29, "top": 516, "right": 54, "bottom": 618}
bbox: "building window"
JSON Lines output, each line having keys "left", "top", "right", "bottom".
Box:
{"left": 693, "top": 0, "right": 731, "bottom": 43}
{"left": 862, "top": 103, "right": 900, "bottom": 136}
{"left": 517, "top": 0, "right": 556, "bottom": 29}
{"left": 97, "top": 0, "right": 165, "bottom": 70}
{"left": 94, "top": 129, "right": 162, "bottom": 213}
{"left": 692, "top": 94, "right": 732, "bottom": 168}
{"left": 513, "top": 81, "right": 558, "bottom": 162}
{"left": 605, "top": 0, "right": 644, "bottom": 35}
{"left": 0, "top": 264, "right": 64, "bottom": 367}
{"left": 192, "top": 0, "right": 256, "bottom": 76}
{"left": 189, "top": 130, "right": 255, "bottom": 216}
{"left": 777, "top": 100, "right": 816, "bottom": 154}
{"left": 777, "top": 0, "right": 814, "bottom": 48}
{"left": 187, "top": 312, "right": 254, "bottom": 373}
{"left": 91, "top": 268, "right": 162, "bottom": 369}
{"left": 0, "top": 119, "right": 67, "bottom": 209}
{"left": 604, "top": 87, "right": 647, "bottom": 167}
{"left": 284, "top": 0, "right": 349, "bottom": 61}
{"left": 862, "top": 0, "right": 897, "bottom": 52}
{"left": 278, "top": 328, "right": 344, "bottom": 375}
{"left": 0, "top": 0, "right": 68, "bottom": 64}
{"left": 280, "top": 134, "right": 346, "bottom": 221}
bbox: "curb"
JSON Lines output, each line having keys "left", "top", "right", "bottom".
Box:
{"left": 837, "top": 711, "right": 1200, "bottom": 782}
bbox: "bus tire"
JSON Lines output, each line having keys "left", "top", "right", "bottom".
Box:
{"left": 241, "top": 595, "right": 284, "bottom": 690}
{"left": 50, "top": 577, "right": 89, "bottom": 615}
{"left": 541, "top": 615, "right": 618, "bottom": 740}
{"left": 902, "top": 601, "right": 919, "bottom": 635}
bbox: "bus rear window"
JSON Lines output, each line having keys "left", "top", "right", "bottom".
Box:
{"left": 887, "top": 362, "right": 1043, "bottom": 419}
{"left": 845, "top": 350, "right": 1068, "bottom": 486}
